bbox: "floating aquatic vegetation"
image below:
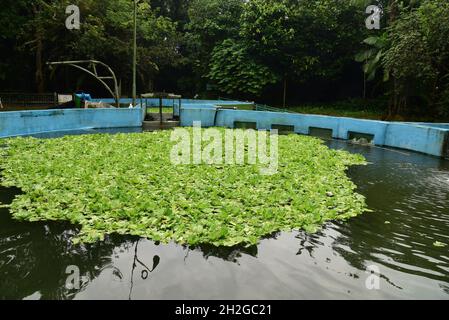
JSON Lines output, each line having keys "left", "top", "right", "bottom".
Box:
{"left": 0, "top": 129, "right": 368, "bottom": 246}
{"left": 433, "top": 241, "right": 447, "bottom": 248}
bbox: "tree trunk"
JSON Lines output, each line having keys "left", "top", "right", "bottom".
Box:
{"left": 35, "top": 35, "right": 44, "bottom": 93}
{"left": 388, "top": 0, "right": 399, "bottom": 24}
{"left": 363, "top": 71, "right": 366, "bottom": 99}
{"left": 33, "top": 4, "right": 45, "bottom": 94}
{"left": 283, "top": 76, "right": 287, "bottom": 109}
{"left": 386, "top": 0, "right": 400, "bottom": 118}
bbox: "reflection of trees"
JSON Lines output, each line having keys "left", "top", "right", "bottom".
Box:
{"left": 0, "top": 187, "right": 121, "bottom": 300}
{"left": 192, "top": 232, "right": 284, "bottom": 262}
{"left": 0, "top": 221, "right": 120, "bottom": 299}
{"left": 331, "top": 173, "right": 449, "bottom": 284}
{"left": 194, "top": 244, "right": 258, "bottom": 263}
{"left": 299, "top": 142, "right": 449, "bottom": 288}
{"left": 295, "top": 231, "right": 324, "bottom": 258}
{"left": 29, "top": 127, "right": 143, "bottom": 139}
{"left": 0, "top": 185, "right": 258, "bottom": 300}
{"left": 128, "top": 239, "right": 160, "bottom": 300}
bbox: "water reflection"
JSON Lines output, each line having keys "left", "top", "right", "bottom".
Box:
{"left": 329, "top": 141, "right": 449, "bottom": 284}
{"left": 28, "top": 128, "right": 143, "bottom": 139}
{"left": 197, "top": 244, "right": 258, "bottom": 263}
{"left": 1, "top": 135, "right": 449, "bottom": 299}
{"left": 128, "top": 239, "right": 160, "bottom": 300}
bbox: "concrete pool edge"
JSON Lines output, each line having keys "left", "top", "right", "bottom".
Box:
{"left": 180, "top": 108, "right": 449, "bottom": 159}
{"left": 1, "top": 102, "right": 448, "bottom": 159}
{"left": 0, "top": 108, "right": 143, "bottom": 138}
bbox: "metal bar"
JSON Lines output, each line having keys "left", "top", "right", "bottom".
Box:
{"left": 68, "top": 64, "right": 116, "bottom": 104}
{"left": 132, "top": 0, "right": 137, "bottom": 107}
{"left": 159, "top": 97, "right": 163, "bottom": 124}
{"left": 47, "top": 60, "right": 120, "bottom": 108}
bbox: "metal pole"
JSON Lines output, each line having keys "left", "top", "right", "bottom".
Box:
{"left": 46, "top": 60, "right": 120, "bottom": 107}
{"left": 132, "top": 0, "right": 137, "bottom": 107}
{"left": 159, "top": 97, "right": 163, "bottom": 124}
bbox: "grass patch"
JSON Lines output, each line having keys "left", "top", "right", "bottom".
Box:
{"left": 146, "top": 107, "right": 174, "bottom": 114}
{"left": 0, "top": 129, "right": 368, "bottom": 247}
{"left": 285, "top": 99, "right": 386, "bottom": 120}
{"left": 290, "top": 105, "right": 384, "bottom": 120}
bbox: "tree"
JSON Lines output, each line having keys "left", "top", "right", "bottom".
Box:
{"left": 239, "top": 0, "right": 294, "bottom": 106}
{"left": 355, "top": 34, "right": 389, "bottom": 99}
{"left": 240, "top": 0, "right": 364, "bottom": 106}
{"left": 184, "top": 0, "right": 244, "bottom": 93}
{"left": 382, "top": 0, "right": 449, "bottom": 116}
{"left": 208, "top": 39, "right": 277, "bottom": 96}
{"left": 354, "top": 0, "right": 427, "bottom": 115}
{"left": 13, "top": 0, "right": 181, "bottom": 94}
{"left": 0, "top": 0, "right": 31, "bottom": 87}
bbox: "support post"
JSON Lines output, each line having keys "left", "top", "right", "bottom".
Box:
{"left": 132, "top": 0, "right": 137, "bottom": 107}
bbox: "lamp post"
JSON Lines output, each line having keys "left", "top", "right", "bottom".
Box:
{"left": 132, "top": 0, "right": 137, "bottom": 107}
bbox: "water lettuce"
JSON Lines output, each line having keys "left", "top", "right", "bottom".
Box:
{"left": 0, "top": 129, "right": 367, "bottom": 246}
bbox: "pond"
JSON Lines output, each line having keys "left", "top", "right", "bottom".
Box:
{"left": 0, "top": 129, "right": 448, "bottom": 299}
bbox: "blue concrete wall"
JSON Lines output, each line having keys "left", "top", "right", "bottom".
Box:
{"left": 0, "top": 108, "right": 143, "bottom": 138}
{"left": 385, "top": 123, "right": 448, "bottom": 157}
{"left": 410, "top": 123, "right": 449, "bottom": 130}
{"left": 95, "top": 98, "right": 253, "bottom": 118}
{"left": 3, "top": 100, "right": 448, "bottom": 158}
{"left": 175, "top": 103, "right": 217, "bottom": 117}
{"left": 180, "top": 108, "right": 449, "bottom": 158}
{"left": 180, "top": 107, "right": 218, "bottom": 127}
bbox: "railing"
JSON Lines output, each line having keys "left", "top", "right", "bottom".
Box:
{"left": 255, "top": 104, "right": 294, "bottom": 113}
{"left": 0, "top": 92, "right": 58, "bottom": 107}
{"left": 218, "top": 96, "right": 236, "bottom": 101}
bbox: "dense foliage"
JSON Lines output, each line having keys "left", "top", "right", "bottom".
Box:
{"left": 0, "top": 0, "right": 447, "bottom": 118}
{"left": 382, "top": 0, "right": 449, "bottom": 117}
{"left": 0, "top": 130, "right": 367, "bottom": 246}
{"left": 208, "top": 39, "right": 278, "bottom": 95}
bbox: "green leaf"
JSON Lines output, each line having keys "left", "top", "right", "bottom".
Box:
{"left": 433, "top": 241, "right": 447, "bottom": 247}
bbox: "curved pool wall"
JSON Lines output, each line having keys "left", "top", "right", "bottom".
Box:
{"left": 180, "top": 108, "right": 449, "bottom": 159}
{"left": 0, "top": 99, "right": 252, "bottom": 139}
{"left": 1, "top": 100, "right": 448, "bottom": 159}
{"left": 0, "top": 108, "right": 143, "bottom": 138}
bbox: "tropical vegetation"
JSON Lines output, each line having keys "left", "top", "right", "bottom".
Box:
{"left": 1, "top": 0, "right": 448, "bottom": 119}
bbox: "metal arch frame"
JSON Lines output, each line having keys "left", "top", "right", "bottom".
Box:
{"left": 46, "top": 60, "right": 120, "bottom": 108}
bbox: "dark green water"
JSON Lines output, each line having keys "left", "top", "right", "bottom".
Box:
{"left": 1, "top": 130, "right": 449, "bottom": 299}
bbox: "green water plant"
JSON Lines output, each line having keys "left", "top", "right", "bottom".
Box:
{"left": 0, "top": 129, "right": 368, "bottom": 246}
{"left": 433, "top": 241, "right": 447, "bottom": 248}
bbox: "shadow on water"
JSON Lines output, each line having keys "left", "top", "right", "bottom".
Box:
{"left": 27, "top": 127, "right": 143, "bottom": 139}
{"left": 1, "top": 131, "right": 449, "bottom": 299}
{"left": 0, "top": 197, "right": 112, "bottom": 299}
{"left": 192, "top": 244, "right": 259, "bottom": 263}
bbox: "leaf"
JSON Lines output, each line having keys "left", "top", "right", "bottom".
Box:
{"left": 355, "top": 49, "right": 375, "bottom": 62}
{"left": 433, "top": 241, "right": 447, "bottom": 247}
{"left": 363, "top": 36, "right": 385, "bottom": 49}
